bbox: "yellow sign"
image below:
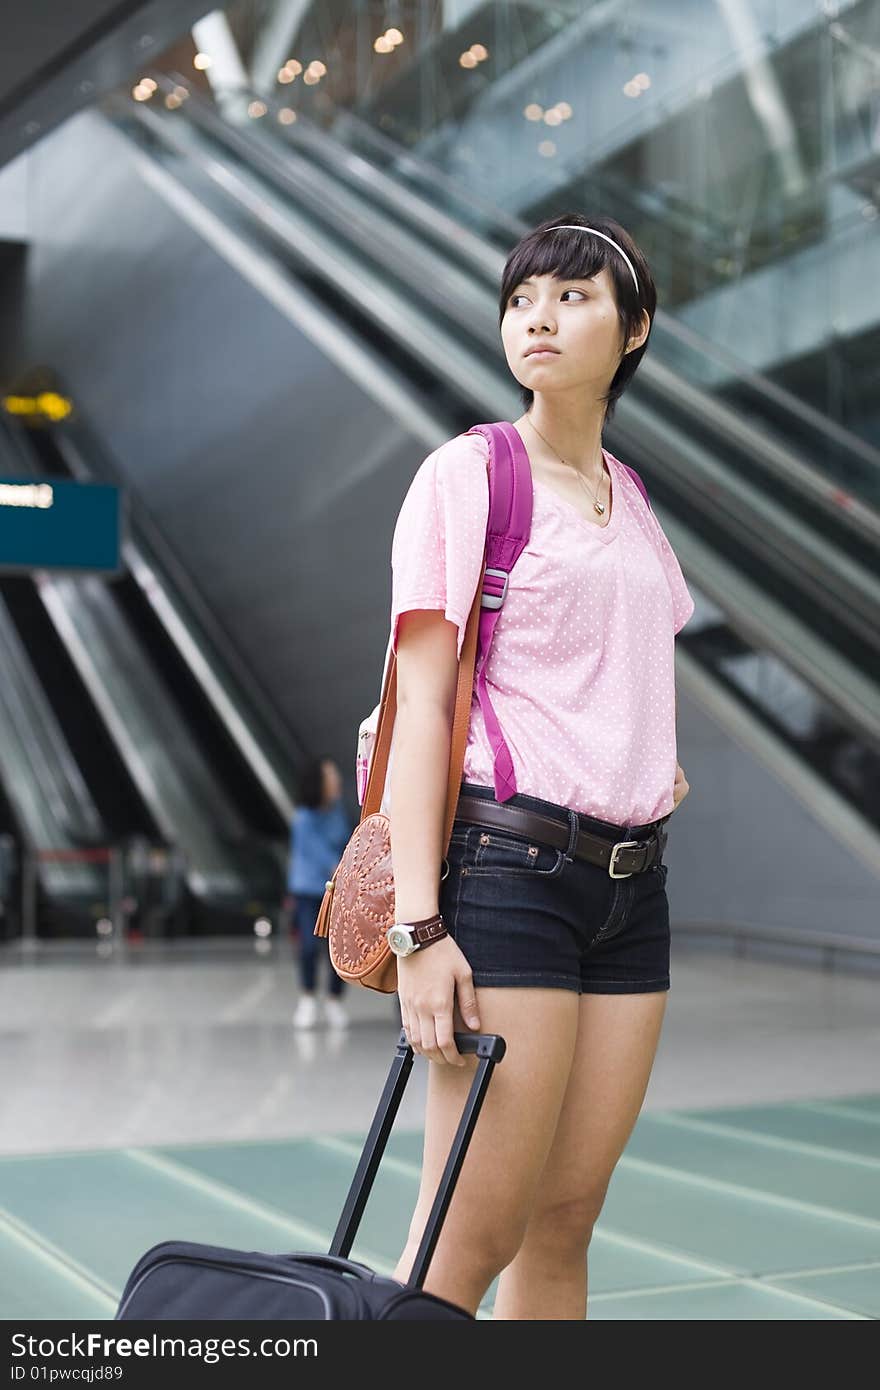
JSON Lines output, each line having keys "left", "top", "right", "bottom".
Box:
{"left": 2, "top": 392, "right": 73, "bottom": 421}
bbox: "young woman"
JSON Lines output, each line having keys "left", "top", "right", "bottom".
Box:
{"left": 384, "top": 213, "right": 695, "bottom": 1318}
{"left": 288, "top": 756, "right": 352, "bottom": 1029}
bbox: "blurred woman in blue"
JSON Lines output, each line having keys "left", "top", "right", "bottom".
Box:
{"left": 288, "top": 755, "right": 352, "bottom": 1029}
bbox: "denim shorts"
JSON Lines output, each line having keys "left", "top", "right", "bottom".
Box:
{"left": 438, "top": 782, "right": 672, "bottom": 995}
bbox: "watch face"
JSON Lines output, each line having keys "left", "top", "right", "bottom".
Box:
{"left": 387, "top": 927, "right": 413, "bottom": 956}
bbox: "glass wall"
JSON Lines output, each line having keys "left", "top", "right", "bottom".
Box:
{"left": 161, "top": 0, "right": 879, "bottom": 439}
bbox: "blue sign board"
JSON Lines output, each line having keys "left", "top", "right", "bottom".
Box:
{"left": 0, "top": 477, "right": 123, "bottom": 573}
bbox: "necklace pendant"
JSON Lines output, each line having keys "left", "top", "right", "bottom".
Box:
{"left": 594, "top": 501, "right": 606, "bottom": 515}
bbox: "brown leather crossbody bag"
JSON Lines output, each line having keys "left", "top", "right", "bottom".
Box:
{"left": 312, "top": 590, "right": 482, "bottom": 994}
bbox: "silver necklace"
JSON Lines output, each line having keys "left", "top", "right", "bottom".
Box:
{"left": 525, "top": 415, "right": 608, "bottom": 516}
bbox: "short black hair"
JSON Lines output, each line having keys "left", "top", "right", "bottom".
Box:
{"left": 498, "top": 212, "right": 656, "bottom": 423}
{"left": 296, "top": 756, "right": 329, "bottom": 810}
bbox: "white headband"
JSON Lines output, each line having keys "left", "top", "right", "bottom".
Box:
{"left": 546, "top": 224, "right": 640, "bottom": 296}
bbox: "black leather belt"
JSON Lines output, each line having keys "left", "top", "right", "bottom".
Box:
{"left": 454, "top": 794, "right": 669, "bottom": 878}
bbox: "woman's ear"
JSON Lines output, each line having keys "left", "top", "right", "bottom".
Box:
{"left": 625, "top": 309, "right": 651, "bottom": 355}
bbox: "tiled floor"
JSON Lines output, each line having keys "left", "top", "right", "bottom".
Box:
{"left": 1, "top": 938, "right": 879, "bottom": 1319}
{"left": 2, "top": 1096, "right": 879, "bottom": 1319}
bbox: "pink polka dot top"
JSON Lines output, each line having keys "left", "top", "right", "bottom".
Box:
{"left": 389, "top": 428, "right": 695, "bottom": 826}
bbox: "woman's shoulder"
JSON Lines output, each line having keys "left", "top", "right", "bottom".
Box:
{"left": 395, "top": 433, "right": 489, "bottom": 532}
{"left": 418, "top": 430, "right": 490, "bottom": 489}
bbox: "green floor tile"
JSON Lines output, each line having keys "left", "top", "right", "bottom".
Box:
{"left": 804, "top": 1096, "right": 880, "bottom": 1119}
{"left": 4, "top": 1097, "right": 879, "bottom": 1321}
{"left": 623, "top": 1114, "right": 880, "bottom": 1221}
{"left": 152, "top": 1138, "right": 351, "bottom": 1228}
{"left": 385, "top": 1131, "right": 425, "bottom": 1165}
{"left": 0, "top": 1150, "right": 332, "bottom": 1291}
{"left": 586, "top": 1229, "right": 723, "bottom": 1293}
{"left": 674, "top": 1102, "right": 880, "bottom": 1162}
{"left": 589, "top": 1279, "right": 860, "bottom": 1320}
{"left": 766, "top": 1263, "right": 880, "bottom": 1319}
{"left": 0, "top": 1222, "right": 115, "bottom": 1320}
{"left": 153, "top": 1138, "right": 408, "bottom": 1270}
{"left": 599, "top": 1162, "right": 880, "bottom": 1275}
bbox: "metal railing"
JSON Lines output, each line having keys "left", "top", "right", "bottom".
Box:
{"left": 676, "top": 919, "right": 880, "bottom": 972}
{"left": 17, "top": 841, "right": 189, "bottom": 948}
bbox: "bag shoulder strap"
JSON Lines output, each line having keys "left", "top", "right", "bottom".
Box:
{"left": 463, "top": 422, "right": 533, "bottom": 802}
{"left": 362, "top": 422, "right": 529, "bottom": 843}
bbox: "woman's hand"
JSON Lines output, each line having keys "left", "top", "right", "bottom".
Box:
{"left": 672, "top": 762, "right": 690, "bottom": 811}
{"left": 398, "top": 936, "right": 481, "bottom": 1068}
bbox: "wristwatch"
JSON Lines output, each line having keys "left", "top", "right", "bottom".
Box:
{"left": 386, "top": 912, "right": 448, "bottom": 957}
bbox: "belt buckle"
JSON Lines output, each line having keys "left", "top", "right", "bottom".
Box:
{"left": 608, "top": 840, "right": 640, "bottom": 879}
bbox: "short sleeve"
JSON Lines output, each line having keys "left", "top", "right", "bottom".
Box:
{"left": 390, "top": 432, "right": 489, "bottom": 660}
{"left": 652, "top": 519, "right": 695, "bottom": 635}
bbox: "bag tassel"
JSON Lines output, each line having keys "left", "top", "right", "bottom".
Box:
{"left": 313, "top": 879, "right": 334, "bottom": 938}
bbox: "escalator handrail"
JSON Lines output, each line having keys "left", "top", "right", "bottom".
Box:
{"left": 52, "top": 413, "right": 299, "bottom": 824}
{"left": 175, "top": 72, "right": 880, "bottom": 501}
{"left": 103, "top": 92, "right": 880, "bottom": 750}
{"left": 122, "top": 81, "right": 880, "bottom": 559}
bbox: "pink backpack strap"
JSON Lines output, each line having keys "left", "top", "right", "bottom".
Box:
{"left": 462, "top": 431, "right": 649, "bottom": 804}
{"left": 622, "top": 463, "right": 651, "bottom": 510}
{"left": 465, "top": 422, "right": 533, "bottom": 803}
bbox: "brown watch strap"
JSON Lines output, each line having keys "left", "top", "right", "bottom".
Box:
{"left": 410, "top": 915, "right": 447, "bottom": 947}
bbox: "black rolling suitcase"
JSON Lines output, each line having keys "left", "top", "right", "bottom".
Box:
{"left": 115, "top": 1029, "right": 506, "bottom": 1321}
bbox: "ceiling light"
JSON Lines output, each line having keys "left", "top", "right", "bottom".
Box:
{"left": 459, "top": 51, "right": 478, "bottom": 68}
{"left": 278, "top": 67, "right": 295, "bottom": 83}
{"left": 247, "top": 100, "right": 267, "bottom": 118}
{"left": 386, "top": 28, "right": 404, "bottom": 45}
{"left": 470, "top": 44, "right": 488, "bottom": 61}
{"left": 278, "top": 108, "right": 296, "bottom": 124}
{"left": 524, "top": 103, "right": 544, "bottom": 121}
{"left": 538, "top": 140, "right": 556, "bottom": 157}
{"left": 193, "top": 52, "right": 212, "bottom": 70}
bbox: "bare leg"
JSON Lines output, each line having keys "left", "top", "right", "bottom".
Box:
{"left": 392, "top": 986, "right": 580, "bottom": 1316}
{"left": 492, "top": 991, "right": 668, "bottom": 1319}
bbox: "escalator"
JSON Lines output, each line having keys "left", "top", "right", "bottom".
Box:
{"left": 0, "top": 776, "right": 20, "bottom": 941}
{"left": 0, "top": 574, "right": 157, "bottom": 841}
{"left": 0, "top": 582, "right": 118, "bottom": 937}
{"left": 0, "top": 414, "right": 291, "bottom": 934}
{"left": 94, "top": 73, "right": 880, "bottom": 874}
{"left": 25, "top": 414, "right": 286, "bottom": 843}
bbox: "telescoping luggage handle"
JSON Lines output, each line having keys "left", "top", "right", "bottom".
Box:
{"left": 329, "top": 1030, "right": 507, "bottom": 1290}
